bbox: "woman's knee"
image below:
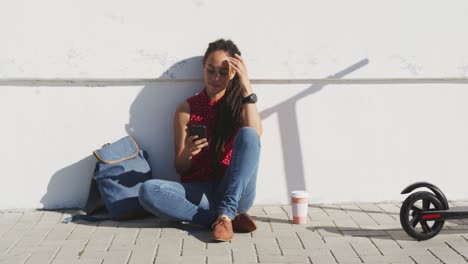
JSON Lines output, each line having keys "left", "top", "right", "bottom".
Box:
{"left": 139, "top": 179, "right": 178, "bottom": 218}
{"left": 139, "top": 179, "right": 170, "bottom": 204}
{"left": 236, "top": 127, "right": 260, "bottom": 145}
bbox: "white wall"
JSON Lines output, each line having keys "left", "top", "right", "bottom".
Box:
{"left": 1, "top": 0, "right": 468, "bottom": 209}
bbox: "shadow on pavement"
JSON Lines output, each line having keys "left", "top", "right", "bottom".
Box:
{"left": 312, "top": 205, "right": 400, "bottom": 215}
{"left": 251, "top": 215, "right": 291, "bottom": 225}
{"left": 308, "top": 225, "right": 468, "bottom": 242}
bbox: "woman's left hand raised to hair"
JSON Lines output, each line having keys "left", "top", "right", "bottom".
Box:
{"left": 227, "top": 54, "right": 253, "bottom": 96}
{"left": 228, "top": 53, "right": 262, "bottom": 136}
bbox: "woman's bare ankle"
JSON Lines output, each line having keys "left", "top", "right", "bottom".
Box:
{"left": 218, "top": 214, "right": 232, "bottom": 221}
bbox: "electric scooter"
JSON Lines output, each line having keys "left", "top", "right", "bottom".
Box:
{"left": 400, "top": 181, "right": 468, "bottom": 240}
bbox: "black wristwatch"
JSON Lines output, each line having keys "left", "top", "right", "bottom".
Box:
{"left": 242, "top": 93, "right": 257, "bottom": 104}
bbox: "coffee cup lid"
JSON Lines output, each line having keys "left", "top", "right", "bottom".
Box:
{"left": 291, "top": 190, "right": 309, "bottom": 198}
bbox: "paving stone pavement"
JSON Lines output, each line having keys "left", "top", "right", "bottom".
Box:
{"left": 1, "top": 201, "right": 468, "bottom": 264}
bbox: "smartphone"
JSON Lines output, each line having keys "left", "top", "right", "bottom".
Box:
{"left": 188, "top": 125, "right": 207, "bottom": 140}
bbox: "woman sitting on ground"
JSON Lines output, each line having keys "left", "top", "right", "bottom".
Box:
{"left": 139, "top": 39, "right": 262, "bottom": 241}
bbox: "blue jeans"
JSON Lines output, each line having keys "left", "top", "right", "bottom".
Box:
{"left": 138, "top": 127, "right": 260, "bottom": 227}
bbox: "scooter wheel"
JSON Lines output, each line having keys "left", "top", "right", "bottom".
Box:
{"left": 400, "top": 191, "right": 445, "bottom": 240}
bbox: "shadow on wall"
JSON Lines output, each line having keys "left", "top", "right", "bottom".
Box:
{"left": 260, "top": 59, "right": 368, "bottom": 196}
{"left": 40, "top": 56, "right": 368, "bottom": 209}
{"left": 40, "top": 57, "right": 204, "bottom": 209}
{"left": 40, "top": 155, "right": 96, "bottom": 209}
{"left": 125, "top": 56, "right": 205, "bottom": 182}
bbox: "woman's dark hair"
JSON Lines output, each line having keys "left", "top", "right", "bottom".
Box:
{"left": 203, "top": 39, "right": 245, "bottom": 180}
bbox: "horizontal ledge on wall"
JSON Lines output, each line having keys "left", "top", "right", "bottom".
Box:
{"left": 1, "top": 77, "right": 468, "bottom": 86}
{"left": 254, "top": 78, "right": 468, "bottom": 84}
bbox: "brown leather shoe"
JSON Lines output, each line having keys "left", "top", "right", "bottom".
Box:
{"left": 232, "top": 213, "right": 257, "bottom": 233}
{"left": 211, "top": 216, "right": 233, "bottom": 242}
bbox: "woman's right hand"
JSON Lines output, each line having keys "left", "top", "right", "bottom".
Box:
{"left": 183, "top": 135, "right": 208, "bottom": 158}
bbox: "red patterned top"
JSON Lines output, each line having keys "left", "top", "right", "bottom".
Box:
{"left": 181, "top": 89, "right": 235, "bottom": 182}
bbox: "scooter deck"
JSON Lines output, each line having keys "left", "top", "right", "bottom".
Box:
{"left": 419, "top": 207, "right": 468, "bottom": 220}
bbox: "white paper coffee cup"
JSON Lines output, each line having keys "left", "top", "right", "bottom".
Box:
{"left": 291, "top": 190, "right": 309, "bottom": 224}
